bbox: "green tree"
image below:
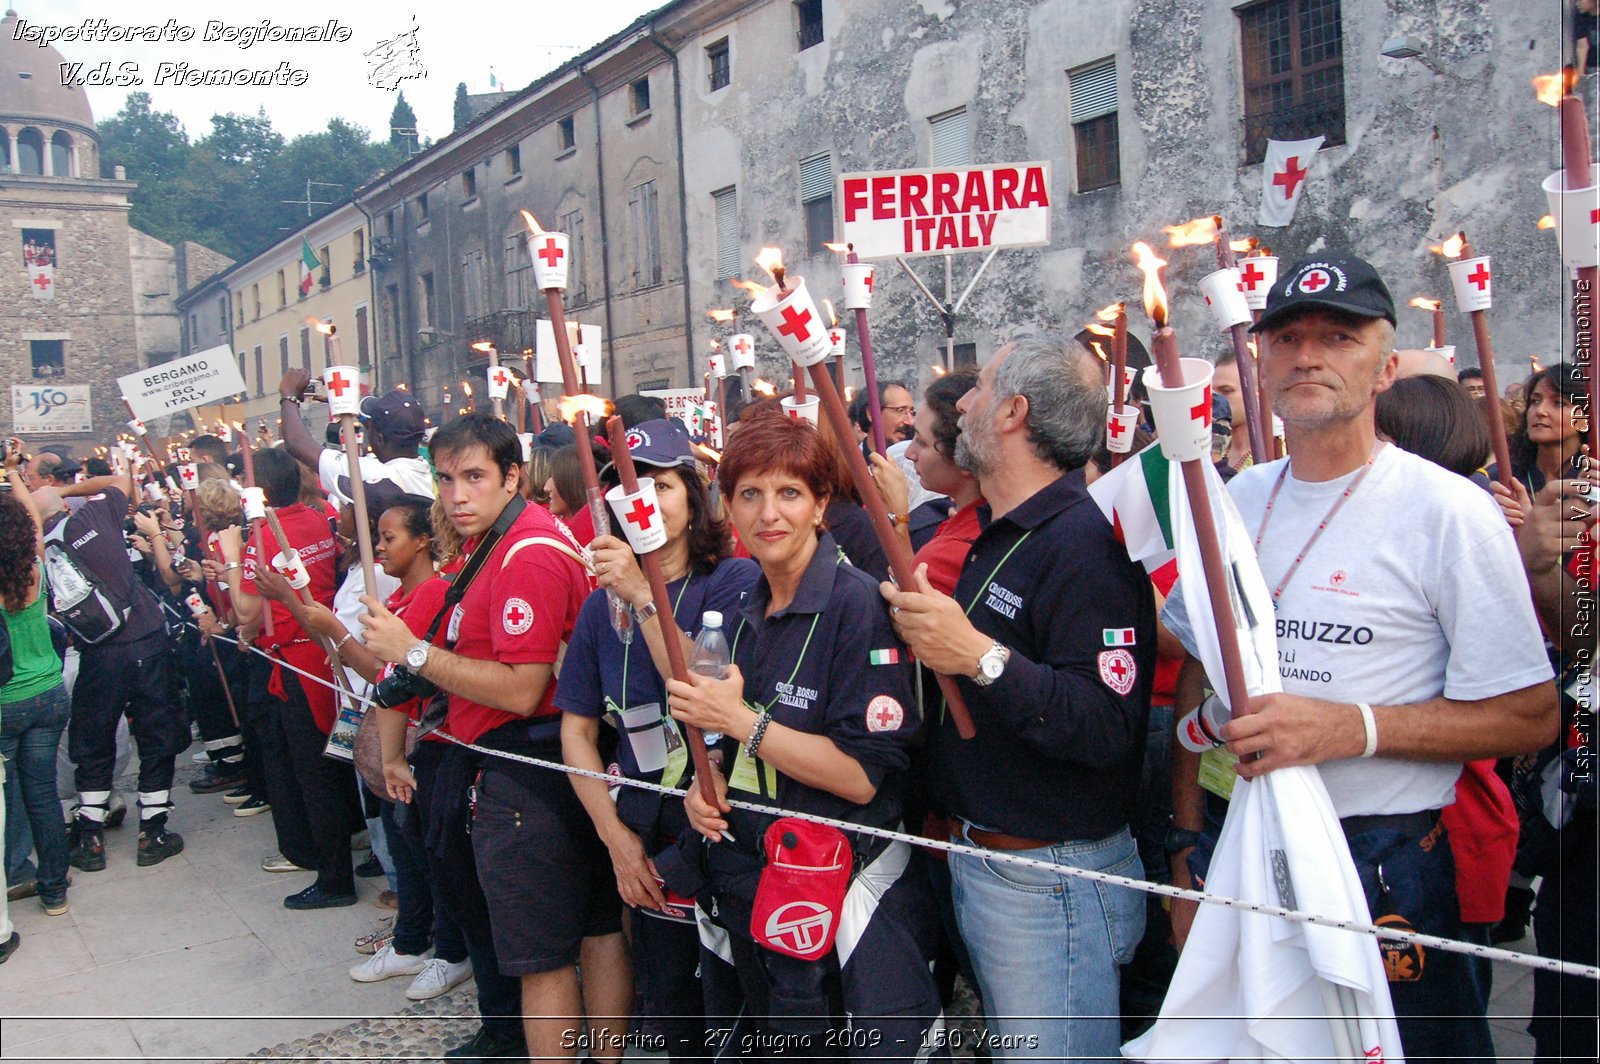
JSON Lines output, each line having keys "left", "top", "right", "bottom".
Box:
{"left": 389, "top": 92, "right": 419, "bottom": 154}
{"left": 96, "top": 93, "right": 195, "bottom": 244}
{"left": 453, "top": 81, "right": 471, "bottom": 132}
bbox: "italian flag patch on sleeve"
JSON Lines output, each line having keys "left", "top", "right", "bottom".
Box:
{"left": 1103, "top": 628, "right": 1136, "bottom": 647}
{"left": 868, "top": 648, "right": 901, "bottom": 665}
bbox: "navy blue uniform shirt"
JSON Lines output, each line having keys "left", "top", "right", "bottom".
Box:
{"left": 933, "top": 468, "right": 1155, "bottom": 842}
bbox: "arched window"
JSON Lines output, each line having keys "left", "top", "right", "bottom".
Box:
{"left": 51, "top": 132, "right": 73, "bottom": 177}
{"left": 16, "top": 128, "right": 43, "bottom": 175}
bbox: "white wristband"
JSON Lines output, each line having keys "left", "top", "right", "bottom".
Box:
{"left": 1356, "top": 701, "right": 1378, "bottom": 759}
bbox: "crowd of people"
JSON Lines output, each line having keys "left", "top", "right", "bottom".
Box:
{"left": 0, "top": 250, "right": 1593, "bottom": 1063}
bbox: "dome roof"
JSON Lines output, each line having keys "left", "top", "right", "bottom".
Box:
{"left": 0, "top": 9, "right": 97, "bottom": 132}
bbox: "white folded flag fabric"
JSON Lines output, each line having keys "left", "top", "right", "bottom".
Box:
{"left": 1120, "top": 457, "right": 1404, "bottom": 1064}
{"left": 1258, "top": 136, "right": 1325, "bottom": 228}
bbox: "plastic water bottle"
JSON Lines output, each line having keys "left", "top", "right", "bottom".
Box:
{"left": 689, "top": 611, "right": 731, "bottom": 744}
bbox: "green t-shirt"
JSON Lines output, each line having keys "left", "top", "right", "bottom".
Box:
{"left": 2, "top": 568, "right": 63, "bottom": 704}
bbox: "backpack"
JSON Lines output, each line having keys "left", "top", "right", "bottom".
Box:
{"left": 0, "top": 612, "right": 13, "bottom": 689}
{"left": 42, "top": 517, "right": 133, "bottom": 645}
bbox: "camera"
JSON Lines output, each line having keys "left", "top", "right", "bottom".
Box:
{"left": 372, "top": 664, "right": 440, "bottom": 709}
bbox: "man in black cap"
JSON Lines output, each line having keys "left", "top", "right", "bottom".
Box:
{"left": 1162, "top": 251, "right": 1557, "bottom": 1062}
{"left": 275, "top": 370, "right": 434, "bottom": 503}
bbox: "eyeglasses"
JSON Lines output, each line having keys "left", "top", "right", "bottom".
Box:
{"left": 882, "top": 405, "right": 915, "bottom": 417}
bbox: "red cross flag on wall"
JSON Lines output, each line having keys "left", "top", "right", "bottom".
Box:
{"left": 1258, "top": 136, "right": 1325, "bottom": 228}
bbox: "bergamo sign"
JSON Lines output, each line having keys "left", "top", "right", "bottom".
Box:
{"left": 839, "top": 162, "right": 1052, "bottom": 260}
{"left": 119, "top": 345, "right": 247, "bottom": 421}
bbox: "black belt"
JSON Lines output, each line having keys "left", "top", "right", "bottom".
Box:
{"left": 1338, "top": 808, "right": 1439, "bottom": 839}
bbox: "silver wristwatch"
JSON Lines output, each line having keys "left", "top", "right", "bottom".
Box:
{"left": 405, "top": 640, "right": 430, "bottom": 671}
{"left": 974, "top": 642, "right": 1009, "bottom": 686}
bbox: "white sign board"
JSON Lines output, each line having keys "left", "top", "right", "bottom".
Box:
{"left": 119, "top": 345, "right": 247, "bottom": 421}
{"left": 11, "top": 383, "right": 91, "bottom": 435}
{"left": 839, "top": 162, "right": 1052, "bottom": 260}
{"left": 534, "top": 319, "right": 605, "bottom": 386}
{"left": 640, "top": 388, "right": 705, "bottom": 426}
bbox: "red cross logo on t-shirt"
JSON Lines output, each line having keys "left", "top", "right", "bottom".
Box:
{"left": 777, "top": 304, "right": 815, "bottom": 343}
{"left": 1299, "top": 269, "right": 1331, "bottom": 293}
{"left": 1240, "top": 261, "right": 1267, "bottom": 290}
{"left": 1465, "top": 262, "right": 1491, "bottom": 291}
{"left": 1273, "top": 156, "right": 1308, "bottom": 200}
{"left": 326, "top": 371, "right": 351, "bottom": 398}
{"left": 624, "top": 497, "right": 656, "bottom": 532}
{"left": 537, "top": 238, "right": 565, "bottom": 268}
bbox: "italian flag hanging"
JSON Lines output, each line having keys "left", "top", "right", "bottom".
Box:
{"left": 1087, "top": 442, "right": 1177, "bottom": 577}
{"left": 298, "top": 238, "right": 319, "bottom": 297}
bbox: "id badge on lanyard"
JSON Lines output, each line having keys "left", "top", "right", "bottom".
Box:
{"left": 728, "top": 702, "right": 780, "bottom": 799}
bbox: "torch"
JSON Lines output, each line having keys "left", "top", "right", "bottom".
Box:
{"left": 1408, "top": 297, "right": 1450, "bottom": 357}
{"left": 1535, "top": 68, "right": 1600, "bottom": 460}
{"left": 476, "top": 341, "right": 509, "bottom": 421}
{"left": 824, "top": 299, "right": 846, "bottom": 393}
{"left": 316, "top": 322, "right": 380, "bottom": 599}
{"left": 604, "top": 416, "right": 720, "bottom": 807}
{"left": 746, "top": 250, "right": 977, "bottom": 738}
{"left": 830, "top": 243, "right": 888, "bottom": 455}
{"left": 1434, "top": 232, "right": 1512, "bottom": 485}
{"left": 1090, "top": 304, "right": 1136, "bottom": 466}
{"left": 1132, "top": 242, "right": 1253, "bottom": 718}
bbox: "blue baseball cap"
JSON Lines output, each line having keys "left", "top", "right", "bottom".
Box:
{"left": 599, "top": 418, "right": 696, "bottom": 480}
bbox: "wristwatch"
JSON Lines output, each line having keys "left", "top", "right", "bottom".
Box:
{"left": 973, "top": 642, "right": 1009, "bottom": 686}
{"left": 1164, "top": 827, "right": 1204, "bottom": 856}
{"left": 405, "top": 640, "right": 430, "bottom": 671}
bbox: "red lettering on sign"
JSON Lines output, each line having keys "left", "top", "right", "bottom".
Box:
{"left": 903, "top": 173, "right": 929, "bottom": 217}
{"left": 974, "top": 213, "right": 997, "bottom": 244}
{"left": 842, "top": 178, "right": 869, "bottom": 223}
{"left": 961, "top": 169, "right": 991, "bottom": 213}
{"left": 994, "top": 167, "right": 1021, "bottom": 210}
{"left": 1020, "top": 166, "right": 1049, "bottom": 208}
{"left": 871, "top": 176, "right": 895, "bottom": 221}
{"left": 935, "top": 216, "right": 960, "bottom": 250}
{"left": 932, "top": 171, "right": 960, "bottom": 216}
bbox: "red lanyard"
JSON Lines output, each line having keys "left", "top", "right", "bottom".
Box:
{"left": 1254, "top": 446, "right": 1381, "bottom": 605}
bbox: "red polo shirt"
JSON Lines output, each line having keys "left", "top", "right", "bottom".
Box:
{"left": 447, "top": 502, "right": 590, "bottom": 744}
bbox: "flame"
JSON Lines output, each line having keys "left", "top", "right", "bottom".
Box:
{"left": 710, "top": 338, "right": 721, "bottom": 352}
{"left": 823, "top": 299, "right": 838, "bottom": 326}
{"left": 461, "top": 381, "right": 473, "bottom": 396}
{"left": 1409, "top": 297, "right": 1443, "bottom": 311}
{"left": 471, "top": 341, "right": 496, "bottom": 353}
{"left": 1094, "top": 302, "right": 1124, "bottom": 321}
{"left": 556, "top": 394, "right": 612, "bottom": 423}
{"left": 752, "top": 378, "right": 777, "bottom": 397}
{"left": 1084, "top": 322, "right": 1115, "bottom": 338}
{"left": 1229, "top": 237, "right": 1259, "bottom": 253}
{"left": 931, "top": 364, "right": 947, "bottom": 376}
{"left": 1537, "top": 215, "right": 1557, "bottom": 230}
{"left": 519, "top": 209, "right": 545, "bottom": 235}
{"left": 707, "top": 307, "right": 737, "bottom": 323}
{"left": 823, "top": 242, "right": 849, "bottom": 253}
{"left": 754, "top": 247, "right": 786, "bottom": 285}
{"left": 730, "top": 278, "right": 768, "bottom": 300}
{"left": 1430, "top": 232, "right": 1467, "bottom": 258}
{"left": 1163, "top": 215, "right": 1220, "bottom": 248}
{"left": 304, "top": 316, "right": 335, "bottom": 336}
{"left": 1533, "top": 69, "right": 1577, "bottom": 108}
{"left": 1131, "top": 241, "right": 1170, "bottom": 325}
{"left": 843, "top": 386, "right": 854, "bottom": 401}
{"left": 1088, "top": 341, "right": 1108, "bottom": 364}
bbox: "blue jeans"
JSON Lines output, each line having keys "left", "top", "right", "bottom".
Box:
{"left": 950, "top": 825, "right": 1145, "bottom": 1064}
{"left": 2, "top": 685, "right": 72, "bottom": 903}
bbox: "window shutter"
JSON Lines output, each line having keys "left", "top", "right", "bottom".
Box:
{"left": 1070, "top": 62, "right": 1117, "bottom": 122}
{"left": 643, "top": 182, "right": 662, "bottom": 285}
{"left": 929, "top": 108, "right": 969, "bottom": 167}
{"left": 714, "top": 187, "right": 738, "bottom": 278}
{"left": 799, "top": 153, "right": 833, "bottom": 203}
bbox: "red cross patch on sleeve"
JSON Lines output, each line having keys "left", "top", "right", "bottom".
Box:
{"left": 1098, "top": 649, "right": 1137, "bottom": 696}
{"left": 866, "top": 695, "right": 905, "bottom": 733}
{"left": 502, "top": 597, "right": 534, "bottom": 635}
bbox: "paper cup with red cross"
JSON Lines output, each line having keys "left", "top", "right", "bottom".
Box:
{"left": 271, "top": 549, "right": 311, "bottom": 590}
{"left": 322, "top": 366, "right": 361, "bottom": 416}
{"left": 752, "top": 277, "right": 833, "bottom": 367}
{"left": 486, "top": 365, "right": 513, "bottom": 401}
{"left": 529, "top": 230, "right": 571, "bottom": 290}
{"left": 781, "top": 394, "right": 820, "bottom": 426}
{"left": 1142, "top": 358, "right": 1216, "bottom": 463}
{"left": 1426, "top": 344, "right": 1456, "bottom": 366}
{"left": 1106, "top": 405, "right": 1139, "bottom": 454}
{"left": 128, "top": 418, "right": 148, "bottom": 436}
{"left": 728, "top": 334, "right": 757, "bottom": 371}
{"left": 1238, "top": 255, "right": 1278, "bottom": 311}
{"left": 708, "top": 351, "right": 727, "bottom": 379}
{"left": 241, "top": 487, "right": 267, "bottom": 521}
{"left": 1447, "top": 256, "right": 1493, "bottom": 313}
{"left": 144, "top": 481, "right": 165, "bottom": 503}
{"left": 1542, "top": 171, "right": 1600, "bottom": 269}
{"left": 605, "top": 477, "right": 668, "bottom": 554}
{"left": 178, "top": 463, "right": 199, "bottom": 491}
{"left": 1105, "top": 365, "right": 1137, "bottom": 403}
{"left": 841, "top": 263, "right": 875, "bottom": 310}
{"left": 521, "top": 379, "right": 541, "bottom": 406}
{"left": 174, "top": 446, "right": 192, "bottom": 463}
{"left": 518, "top": 433, "right": 534, "bottom": 462}
{"left": 828, "top": 327, "right": 846, "bottom": 359}
{"left": 1198, "top": 267, "right": 1252, "bottom": 331}
{"left": 185, "top": 591, "right": 209, "bottom": 618}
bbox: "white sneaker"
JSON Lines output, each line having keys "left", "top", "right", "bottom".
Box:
{"left": 405, "top": 956, "right": 473, "bottom": 1000}
{"left": 349, "top": 943, "right": 428, "bottom": 983}
{"left": 261, "top": 853, "right": 308, "bottom": 874}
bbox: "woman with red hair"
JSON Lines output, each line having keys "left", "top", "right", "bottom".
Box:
{"left": 655, "top": 408, "right": 945, "bottom": 1061}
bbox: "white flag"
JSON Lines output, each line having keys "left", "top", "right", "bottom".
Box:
{"left": 1258, "top": 137, "right": 1324, "bottom": 228}
{"left": 27, "top": 262, "right": 54, "bottom": 299}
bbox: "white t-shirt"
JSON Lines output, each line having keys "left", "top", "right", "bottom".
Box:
{"left": 316, "top": 450, "right": 434, "bottom": 507}
{"left": 1163, "top": 443, "right": 1552, "bottom": 817}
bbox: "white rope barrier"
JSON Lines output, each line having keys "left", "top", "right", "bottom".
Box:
{"left": 197, "top": 625, "right": 1600, "bottom": 982}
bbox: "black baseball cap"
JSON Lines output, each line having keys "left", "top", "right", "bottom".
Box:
{"left": 599, "top": 418, "right": 696, "bottom": 481}
{"left": 359, "top": 389, "right": 427, "bottom": 447}
{"left": 1250, "top": 251, "right": 1396, "bottom": 334}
